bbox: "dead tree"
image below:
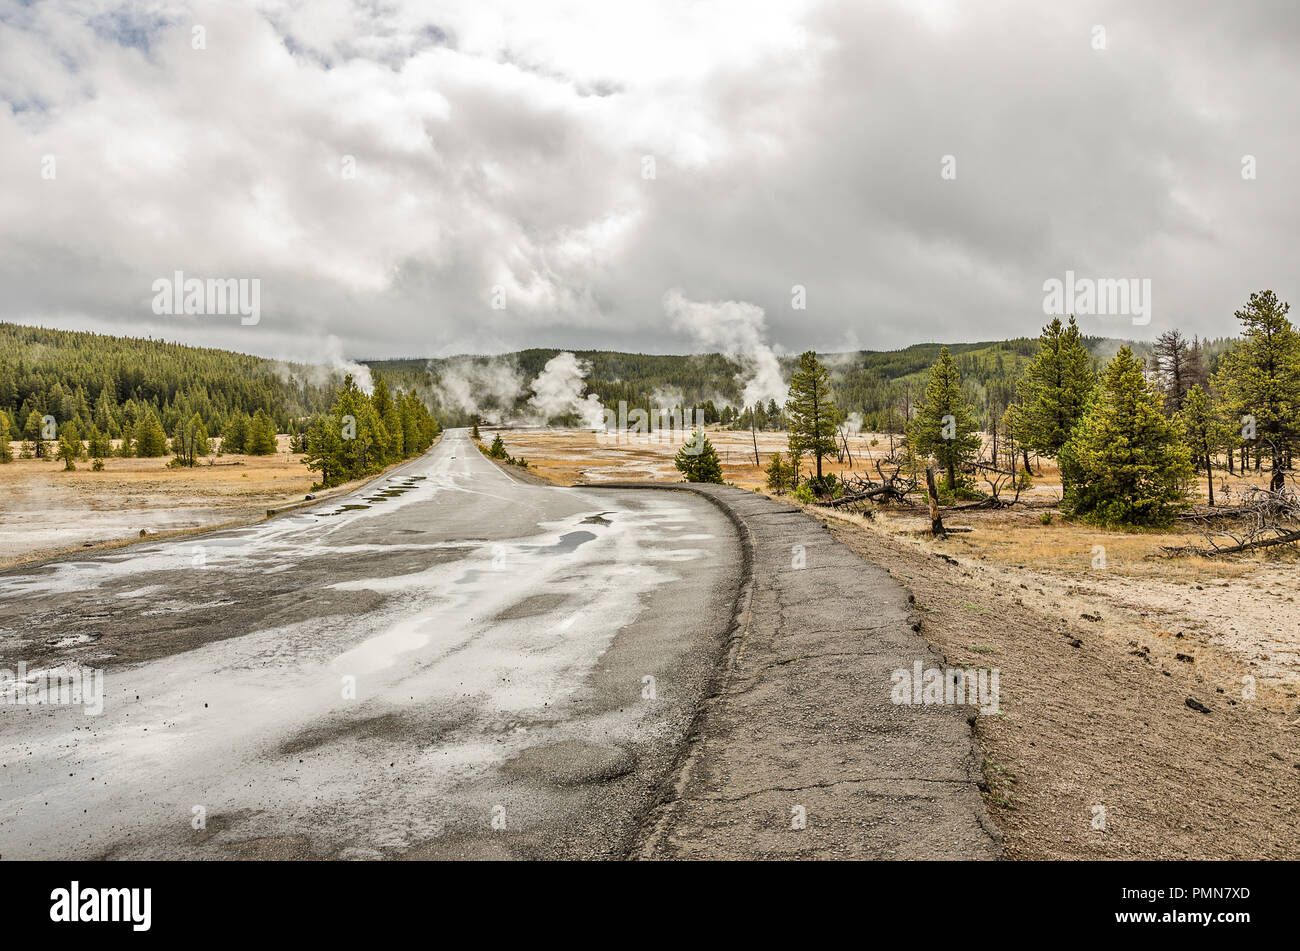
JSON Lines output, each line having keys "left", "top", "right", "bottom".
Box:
{"left": 1161, "top": 480, "right": 1300, "bottom": 557}
{"left": 925, "top": 465, "right": 946, "bottom": 537}
{"left": 816, "top": 462, "right": 917, "bottom": 509}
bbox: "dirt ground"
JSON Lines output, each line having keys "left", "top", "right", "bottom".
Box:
{"left": 823, "top": 510, "right": 1300, "bottom": 859}
{"left": 493, "top": 425, "right": 1300, "bottom": 859}
{"left": 1, "top": 436, "right": 340, "bottom": 568}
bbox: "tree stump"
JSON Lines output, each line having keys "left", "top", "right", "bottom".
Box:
{"left": 925, "top": 465, "right": 947, "bottom": 537}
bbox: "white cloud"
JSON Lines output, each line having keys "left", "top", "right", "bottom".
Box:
{"left": 0, "top": 0, "right": 1297, "bottom": 361}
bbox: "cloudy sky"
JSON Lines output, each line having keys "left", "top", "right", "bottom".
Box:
{"left": 2, "top": 0, "right": 1297, "bottom": 363}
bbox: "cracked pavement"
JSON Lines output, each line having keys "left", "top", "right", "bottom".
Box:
{"left": 613, "top": 485, "right": 1002, "bottom": 860}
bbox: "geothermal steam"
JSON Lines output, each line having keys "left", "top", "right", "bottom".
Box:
{"left": 526, "top": 352, "right": 605, "bottom": 428}
{"left": 662, "top": 290, "right": 786, "bottom": 409}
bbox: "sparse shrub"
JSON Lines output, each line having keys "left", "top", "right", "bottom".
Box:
{"left": 1039, "top": 512, "right": 1053, "bottom": 525}
{"left": 805, "top": 473, "right": 842, "bottom": 499}
{"left": 764, "top": 452, "right": 795, "bottom": 494}
{"left": 674, "top": 430, "right": 723, "bottom": 483}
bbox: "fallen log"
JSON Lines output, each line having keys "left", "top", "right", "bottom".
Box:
{"left": 943, "top": 498, "right": 1003, "bottom": 511}
{"left": 1176, "top": 506, "right": 1252, "bottom": 520}
{"left": 1160, "top": 528, "right": 1300, "bottom": 557}
{"left": 818, "top": 491, "right": 877, "bottom": 508}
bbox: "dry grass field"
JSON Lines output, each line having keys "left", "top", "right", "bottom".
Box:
{"left": 492, "top": 425, "right": 909, "bottom": 491}
{"left": 496, "top": 424, "right": 1298, "bottom": 702}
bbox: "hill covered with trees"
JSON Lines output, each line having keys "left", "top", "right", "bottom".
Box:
{"left": 366, "top": 336, "right": 1237, "bottom": 434}
{"left": 0, "top": 322, "right": 338, "bottom": 448}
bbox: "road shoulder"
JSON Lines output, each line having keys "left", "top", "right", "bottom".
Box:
{"left": 588, "top": 482, "right": 1002, "bottom": 860}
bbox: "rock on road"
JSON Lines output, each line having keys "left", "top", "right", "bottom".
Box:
{"left": 0, "top": 429, "right": 740, "bottom": 860}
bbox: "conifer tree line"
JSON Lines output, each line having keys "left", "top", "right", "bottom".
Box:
{"left": 375, "top": 337, "right": 1243, "bottom": 438}
{"left": 302, "top": 375, "right": 441, "bottom": 488}
{"left": 896, "top": 290, "right": 1300, "bottom": 527}
{"left": 0, "top": 322, "right": 339, "bottom": 461}
{"left": 0, "top": 324, "right": 442, "bottom": 477}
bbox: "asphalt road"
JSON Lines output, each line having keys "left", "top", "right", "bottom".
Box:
{"left": 0, "top": 428, "right": 741, "bottom": 860}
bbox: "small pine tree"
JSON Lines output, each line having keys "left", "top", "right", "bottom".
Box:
{"left": 1059, "top": 346, "right": 1193, "bottom": 527}
{"left": 674, "top": 430, "right": 724, "bottom": 483}
{"left": 86, "top": 422, "right": 112, "bottom": 460}
{"left": 135, "top": 411, "right": 169, "bottom": 457}
{"left": 907, "top": 347, "right": 981, "bottom": 490}
{"left": 0, "top": 410, "right": 11, "bottom": 463}
{"left": 171, "top": 413, "right": 210, "bottom": 467}
{"left": 24, "top": 409, "right": 46, "bottom": 458}
{"left": 763, "top": 452, "right": 794, "bottom": 494}
{"left": 57, "top": 420, "right": 81, "bottom": 470}
{"left": 471, "top": 419, "right": 481, "bottom": 440}
{"left": 192, "top": 415, "right": 211, "bottom": 457}
{"left": 1177, "top": 384, "right": 1229, "bottom": 507}
{"left": 488, "top": 433, "right": 507, "bottom": 459}
{"left": 246, "top": 409, "right": 278, "bottom": 455}
{"left": 786, "top": 351, "right": 837, "bottom": 483}
{"left": 303, "top": 416, "right": 344, "bottom": 488}
{"left": 221, "top": 412, "right": 250, "bottom": 454}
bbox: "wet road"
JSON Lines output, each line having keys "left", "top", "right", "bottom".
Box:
{"left": 0, "top": 429, "right": 741, "bottom": 859}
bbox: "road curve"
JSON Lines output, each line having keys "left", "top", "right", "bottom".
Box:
{"left": 0, "top": 429, "right": 741, "bottom": 860}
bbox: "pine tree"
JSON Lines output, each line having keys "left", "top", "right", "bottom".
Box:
{"left": 1058, "top": 346, "right": 1192, "bottom": 527}
{"left": 86, "top": 422, "right": 112, "bottom": 460}
{"left": 763, "top": 452, "right": 794, "bottom": 494}
{"left": 171, "top": 413, "right": 210, "bottom": 466}
{"left": 1015, "top": 316, "right": 1095, "bottom": 466}
{"left": 301, "top": 376, "right": 440, "bottom": 487}
{"left": 24, "top": 409, "right": 46, "bottom": 459}
{"left": 1210, "top": 290, "right": 1300, "bottom": 491}
{"left": 488, "top": 434, "right": 507, "bottom": 458}
{"left": 191, "top": 414, "right": 211, "bottom": 457}
{"left": 674, "top": 430, "right": 723, "bottom": 483}
{"left": 135, "top": 410, "right": 169, "bottom": 457}
{"left": 0, "top": 410, "right": 11, "bottom": 463}
{"left": 785, "top": 351, "right": 837, "bottom": 483}
{"left": 1154, "top": 329, "right": 1196, "bottom": 413}
{"left": 221, "top": 411, "right": 250, "bottom": 454}
{"left": 304, "top": 416, "right": 343, "bottom": 487}
{"left": 372, "top": 377, "right": 403, "bottom": 459}
{"left": 471, "top": 419, "right": 481, "bottom": 440}
{"left": 57, "top": 420, "right": 81, "bottom": 471}
{"left": 907, "top": 347, "right": 981, "bottom": 490}
{"left": 246, "top": 409, "right": 278, "bottom": 455}
{"left": 1177, "top": 384, "right": 1228, "bottom": 506}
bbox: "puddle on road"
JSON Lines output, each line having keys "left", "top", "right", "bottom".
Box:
{"left": 552, "top": 531, "right": 596, "bottom": 554}
{"left": 314, "top": 474, "right": 427, "bottom": 517}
